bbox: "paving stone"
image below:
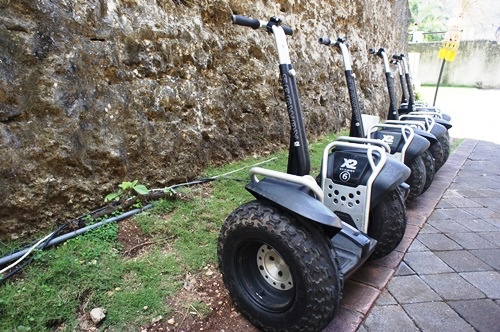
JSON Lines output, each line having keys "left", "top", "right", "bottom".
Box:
{"left": 420, "top": 273, "right": 485, "bottom": 300}
{"left": 478, "top": 231, "right": 500, "bottom": 247}
{"left": 442, "top": 189, "right": 463, "bottom": 199}
{"left": 429, "top": 208, "right": 476, "bottom": 220}
{"left": 483, "top": 218, "right": 500, "bottom": 228}
{"left": 374, "top": 289, "right": 397, "bottom": 305}
{"left": 404, "top": 251, "right": 454, "bottom": 275}
{"left": 387, "top": 275, "right": 441, "bottom": 303}
{"left": 435, "top": 250, "right": 492, "bottom": 272}
{"left": 416, "top": 233, "right": 463, "bottom": 251}
{"left": 448, "top": 299, "right": 500, "bottom": 332}
{"left": 340, "top": 280, "right": 380, "bottom": 314}
{"left": 471, "top": 248, "right": 500, "bottom": 270}
{"left": 407, "top": 239, "right": 428, "bottom": 252}
{"left": 436, "top": 200, "right": 456, "bottom": 208}
{"left": 429, "top": 209, "right": 451, "bottom": 220}
{"left": 395, "top": 261, "right": 415, "bottom": 276}
{"left": 323, "top": 306, "right": 363, "bottom": 332}
{"left": 469, "top": 197, "right": 500, "bottom": 209}
{"left": 441, "top": 197, "right": 482, "bottom": 208}
{"left": 446, "top": 232, "right": 497, "bottom": 250}
{"left": 455, "top": 218, "right": 500, "bottom": 232}
{"left": 418, "top": 223, "right": 440, "bottom": 234}
{"left": 458, "top": 189, "right": 498, "bottom": 198}
{"left": 403, "top": 302, "right": 475, "bottom": 332}
{"left": 460, "top": 271, "right": 500, "bottom": 298}
{"left": 350, "top": 263, "right": 394, "bottom": 289}
{"left": 427, "top": 218, "right": 470, "bottom": 233}
{"left": 462, "top": 207, "right": 500, "bottom": 219}
{"left": 362, "top": 305, "right": 419, "bottom": 332}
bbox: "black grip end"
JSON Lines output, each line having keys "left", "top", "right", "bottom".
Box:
{"left": 318, "top": 37, "right": 332, "bottom": 46}
{"left": 369, "top": 48, "right": 376, "bottom": 54}
{"left": 282, "top": 25, "right": 293, "bottom": 36}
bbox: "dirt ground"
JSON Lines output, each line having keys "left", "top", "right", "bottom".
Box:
{"left": 116, "top": 219, "right": 260, "bottom": 332}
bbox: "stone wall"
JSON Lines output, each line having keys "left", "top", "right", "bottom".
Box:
{"left": 408, "top": 40, "right": 500, "bottom": 89}
{"left": 0, "top": 0, "right": 410, "bottom": 240}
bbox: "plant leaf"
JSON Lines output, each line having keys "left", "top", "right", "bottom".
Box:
{"left": 104, "top": 192, "right": 121, "bottom": 202}
{"left": 133, "top": 184, "right": 149, "bottom": 195}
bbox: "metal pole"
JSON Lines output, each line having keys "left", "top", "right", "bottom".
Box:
{"left": 433, "top": 59, "right": 446, "bottom": 106}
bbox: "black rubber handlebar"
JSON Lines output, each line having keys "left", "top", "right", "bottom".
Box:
{"left": 318, "top": 37, "right": 347, "bottom": 47}
{"left": 392, "top": 54, "right": 403, "bottom": 60}
{"left": 231, "top": 15, "right": 293, "bottom": 36}
{"left": 318, "top": 37, "right": 333, "bottom": 45}
{"left": 231, "top": 15, "right": 261, "bottom": 29}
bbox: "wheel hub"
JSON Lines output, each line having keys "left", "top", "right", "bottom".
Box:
{"left": 256, "top": 244, "right": 293, "bottom": 290}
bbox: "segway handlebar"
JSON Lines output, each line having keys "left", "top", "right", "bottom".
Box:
{"left": 369, "top": 47, "right": 386, "bottom": 59}
{"left": 318, "top": 37, "right": 348, "bottom": 47}
{"left": 231, "top": 15, "right": 293, "bottom": 35}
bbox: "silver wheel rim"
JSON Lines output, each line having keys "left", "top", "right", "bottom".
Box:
{"left": 256, "top": 244, "right": 293, "bottom": 290}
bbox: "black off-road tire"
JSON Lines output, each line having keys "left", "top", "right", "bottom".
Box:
{"left": 429, "top": 139, "right": 446, "bottom": 171}
{"left": 421, "top": 149, "right": 435, "bottom": 193}
{"left": 405, "top": 155, "right": 426, "bottom": 201}
{"left": 438, "top": 134, "right": 451, "bottom": 165}
{"left": 368, "top": 189, "right": 407, "bottom": 259}
{"left": 217, "top": 200, "right": 342, "bottom": 332}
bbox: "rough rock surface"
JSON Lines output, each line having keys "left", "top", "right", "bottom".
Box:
{"left": 0, "top": 0, "right": 410, "bottom": 240}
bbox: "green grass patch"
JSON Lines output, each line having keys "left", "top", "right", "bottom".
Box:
{"left": 450, "top": 137, "right": 465, "bottom": 153}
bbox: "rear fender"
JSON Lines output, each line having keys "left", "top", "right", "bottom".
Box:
{"left": 246, "top": 177, "right": 343, "bottom": 231}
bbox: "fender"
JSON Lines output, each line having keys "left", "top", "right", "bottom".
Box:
{"left": 414, "top": 128, "right": 438, "bottom": 145}
{"left": 429, "top": 122, "right": 447, "bottom": 139}
{"left": 403, "top": 134, "right": 430, "bottom": 164}
{"left": 371, "top": 157, "right": 411, "bottom": 207}
{"left": 246, "top": 177, "right": 343, "bottom": 230}
{"left": 370, "top": 128, "right": 430, "bottom": 164}
{"left": 434, "top": 118, "right": 452, "bottom": 129}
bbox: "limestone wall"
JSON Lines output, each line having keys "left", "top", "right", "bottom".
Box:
{"left": 0, "top": 0, "right": 410, "bottom": 240}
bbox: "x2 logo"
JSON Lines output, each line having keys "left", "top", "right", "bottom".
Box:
{"left": 339, "top": 158, "right": 357, "bottom": 183}
{"left": 340, "top": 158, "right": 358, "bottom": 170}
{"left": 382, "top": 134, "right": 395, "bottom": 145}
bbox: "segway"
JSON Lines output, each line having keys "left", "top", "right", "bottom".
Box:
{"left": 395, "top": 54, "right": 453, "bottom": 123}
{"left": 389, "top": 54, "right": 451, "bottom": 170}
{"left": 318, "top": 38, "right": 428, "bottom": 201}
{"left": 217, "top": 16, "right": 410, "bottom": 332}
{"left": 369, "top": 47, "right": 437, "bottom": 193}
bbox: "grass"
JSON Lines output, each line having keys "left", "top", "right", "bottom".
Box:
{"left": 0, "top": 130, "right": 342, "bottom": 331}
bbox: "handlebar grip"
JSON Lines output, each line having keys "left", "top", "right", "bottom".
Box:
{"left": 281, "top": 25, "right": 293, "bottom": 36}
{"left": 231, "top": 15, "right": 293, "bottom": 35}
{"left": 231, "top": 15, "right": 261, "bottom": 29}
{"left": 369, "top": 48, "right": 376, "bottom": 54}
{"left": 318, "top": 37, "right": 333, "bottom": 45}
{"left": 392, "top": 54, "right": 403, "bottom": 60}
